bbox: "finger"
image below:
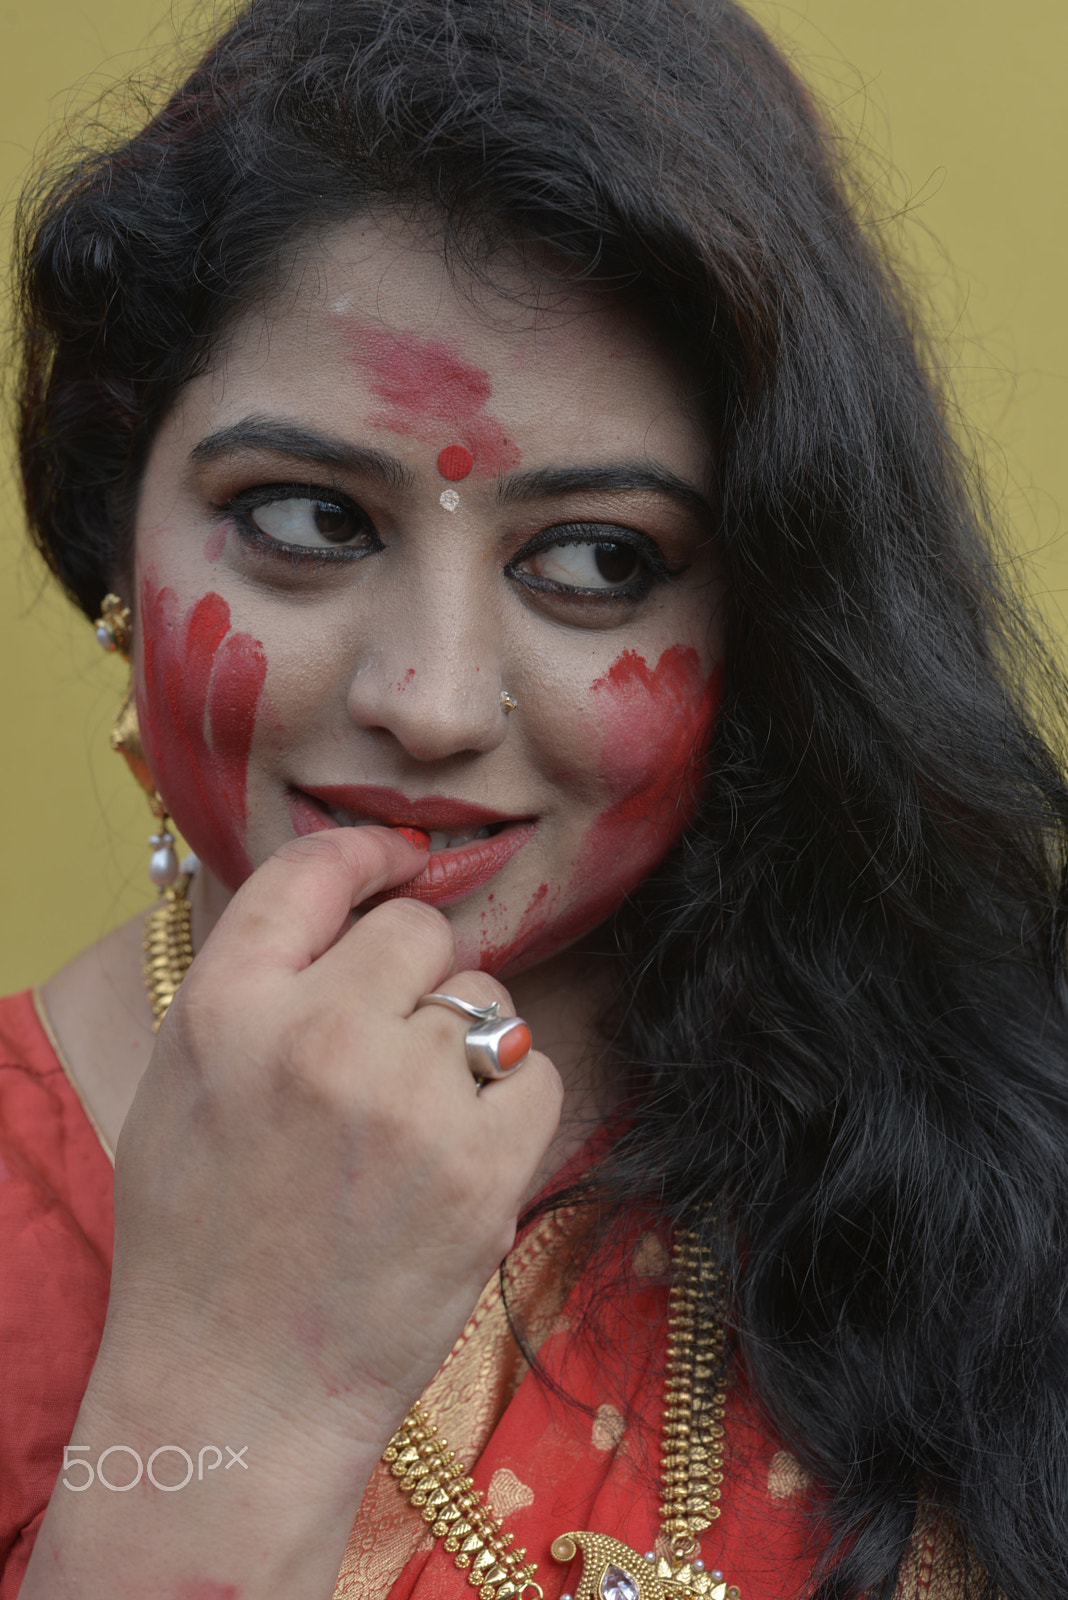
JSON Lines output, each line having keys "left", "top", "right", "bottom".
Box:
{"left": 409, "top": 970, "right": 517, "bottom": 1021}
{"left": 306, "top": 893, "right": 458, "bottom": 1018}
{"left": 409, "top": 972, "right": 534, "bottom": 1088}
{"left": 475, "top": 1050, "right": 565, "bottom": 1188}
{"left": 205, "top": 826, "right": 429, "bottom": 976}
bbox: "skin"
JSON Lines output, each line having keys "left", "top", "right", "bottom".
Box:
{"left": 28, "top": 212, "right": 725, "bottom": 1598}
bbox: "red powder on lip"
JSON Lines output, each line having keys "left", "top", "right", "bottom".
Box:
{"left": 349, "top": 327, "right": 520, "bottom": 477}
{"left": 437, "top": 444, "right": 474, "bottom": 480}
{"left": 138, "top": 577, "right": 267, "bottom": 890}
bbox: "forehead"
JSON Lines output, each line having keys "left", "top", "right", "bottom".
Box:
{"left": 190, "top": 212, "right": 708, "bottom": 462}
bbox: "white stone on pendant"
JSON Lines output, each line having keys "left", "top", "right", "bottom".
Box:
{"left": 710, "top": 1573, "right": 723, "bottom": 1583}
{"left": 644, "top": 1553, "right": 656, "bottom": 1564}
{"left": 600, "top": 1566, "right": 641, "bottom": 1600}
{"left": 149, "top": 838, "right": 179, "bottom": 887}
{"left": 693, "top": 1560, "right": 705, "bottom": 1571}
{"left": 94, "top": 623, "right": 115, "bottom": 651}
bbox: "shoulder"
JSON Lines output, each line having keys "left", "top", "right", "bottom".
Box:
{"left": 0, "top": 988, "right": 114, "bottom": 1252}
{"left": 0, "top": 989, "right": 114, "bottom": 1587}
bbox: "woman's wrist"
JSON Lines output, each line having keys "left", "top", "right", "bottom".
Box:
{"left": 20, "top": 1373, "right": 382, "bottom": 1600}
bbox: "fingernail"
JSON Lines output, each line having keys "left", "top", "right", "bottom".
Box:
{"left": 393, "top": 825, "right": 431, "bottom": 852}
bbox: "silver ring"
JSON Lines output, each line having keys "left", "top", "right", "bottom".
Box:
{"left": 416, "top": 992, "right": 532, "bottom": 1081}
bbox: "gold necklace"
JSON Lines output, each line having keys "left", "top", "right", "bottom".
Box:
{"left": 143, "top": 896, "right": 741, "bottom": 1600}
{"left": 385, "top": 1227, "right": 740, "bottom": 1600}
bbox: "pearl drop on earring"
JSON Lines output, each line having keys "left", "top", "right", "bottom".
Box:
{"left": 148, "top": 827, "right": 180, "bottom": 889}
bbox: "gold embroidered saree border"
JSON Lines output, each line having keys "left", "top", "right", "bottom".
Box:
{"left": 333, "top": 1205, "right": 581, "bottom": 1598}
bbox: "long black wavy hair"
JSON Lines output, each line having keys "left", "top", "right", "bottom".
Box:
{"left": 15, "top": 1, "right": 1068, "bottom": 1595}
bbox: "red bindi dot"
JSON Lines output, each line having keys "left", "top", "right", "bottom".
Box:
{"left": 437, "top": 445, "right": 474, "bottom": 481}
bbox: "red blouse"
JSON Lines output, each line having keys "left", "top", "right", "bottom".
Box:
{"left": 0, "top": 990, "right": 114, "bottom": 1596}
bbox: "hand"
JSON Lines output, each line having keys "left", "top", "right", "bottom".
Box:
{"left": 22, "top": 827, "right": 564, "bottom": 1598}
{"left": 109, "top": 825, "right": 562, "bottom": 1454}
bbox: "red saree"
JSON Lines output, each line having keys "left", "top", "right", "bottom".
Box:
{"left": 0, "top": 988, "right": 954, "bottom": 1599}
{"left": 335, "top": 1205, "right": 823, "bottom": 1599}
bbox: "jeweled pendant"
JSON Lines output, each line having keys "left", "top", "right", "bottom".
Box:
{"left": 602, "top": 1565, "right": 641, "bottom": 1600}
{"left": 551, "top": 1533, "right": 740, "bottom": 1600}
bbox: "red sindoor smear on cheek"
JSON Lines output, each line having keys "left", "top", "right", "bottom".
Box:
{"left": 138, "top": 577, "right": 268, "bottom": 891}
{"left": 479, "top": 646, "right": 724, "bottom": 973}
{"left": 349, "top": 328, "right": 521, "bottom": 477}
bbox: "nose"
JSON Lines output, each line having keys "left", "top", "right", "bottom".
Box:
{"left": 345, "top": 569, "right": 509, "bottom": 762}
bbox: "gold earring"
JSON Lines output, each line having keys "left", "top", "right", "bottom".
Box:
{"left": 93, "top": 593, "right": 132, "bottom": 659}
{"left": 499, "top": 689, "right": 518, "bottom": 715}
{"left": 109, "top": 679, "right": 181, "bottom": 892}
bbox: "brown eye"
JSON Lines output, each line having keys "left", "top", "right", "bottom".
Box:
{"left": 245, "top": 494, "right": 373, "bottom": 551}
{"left": 519, "top": 537, "right": 646, "bottom": 591}
{"left": 313, "top": 501, "right": 351, "bottom": 541}
{"left": 593, "top": 542, "right": 641, "bottom": 584}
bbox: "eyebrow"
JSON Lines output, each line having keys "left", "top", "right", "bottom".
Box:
{"left": 189, "top": 417, "right": 711, "bottom": 517}
{"left": 496, "top": 462, "right": 712, "bottom": 518}
{"left": 189, "top": 418, "right": 415, "bottom": 491}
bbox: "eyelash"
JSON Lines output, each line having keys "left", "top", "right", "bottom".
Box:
{"left": 505, "top": 522, "right": 680, "bottom": 603}
{"left": 218, "top": 482, "right": 682, "bottom": 599}
{"left": 220, "top": 482, "right": 381, "bottom": 567}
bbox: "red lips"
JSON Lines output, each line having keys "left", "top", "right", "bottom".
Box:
{"left": 286, "top": 785, "right": 536, "bottom": 907}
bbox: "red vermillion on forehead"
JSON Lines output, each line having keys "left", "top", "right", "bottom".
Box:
{"left": 437, "top": 444, "right": 474, "bottom": 480}
{"left": 346, "top": 325, "right": 520, "bottom": 477}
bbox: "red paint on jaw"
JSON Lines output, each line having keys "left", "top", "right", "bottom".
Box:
{"left": 138, "top": 577, "right": 267, "bottom": 890}
{"left": 477, "top": 646, "right": 723, "bottom": 974}
{"left": 350, "top": 327, "right": 520, "bottom": 477}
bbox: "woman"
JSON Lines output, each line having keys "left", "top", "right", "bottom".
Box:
{"left": 3, "top": 0, "right": 1067, "bottom": 1595}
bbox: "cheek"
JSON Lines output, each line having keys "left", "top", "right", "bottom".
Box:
{"left": 588, "top": 644, "right": 722, "bottom": 824}
{"left": 475, "top": 645, "right": 723, "bottom": 974}
{"left": 136, "top": 574, "right": 268, "bottom": 891}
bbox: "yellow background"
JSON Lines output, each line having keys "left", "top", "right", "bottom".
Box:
{"left": 2, "top": 0, "right": 1066, "bottom": 991}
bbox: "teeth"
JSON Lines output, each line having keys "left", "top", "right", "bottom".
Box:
{"left": 327, "top": 810, "right": 493, "bottom": 852}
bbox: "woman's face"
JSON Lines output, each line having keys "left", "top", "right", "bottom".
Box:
{"left": 133, "top": 214, "right": 725, "bottom": 977}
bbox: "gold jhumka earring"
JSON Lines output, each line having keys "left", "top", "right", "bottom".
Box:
{"left": 93, "top": 593, "right": 194, "bottom": 1030}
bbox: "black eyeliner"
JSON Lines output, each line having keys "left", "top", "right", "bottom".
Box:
{"left": 506, "top": 519, "right": 686, "bottom": 603}
{"left": 215, "top": 479, "right": 382, "bottom": 565}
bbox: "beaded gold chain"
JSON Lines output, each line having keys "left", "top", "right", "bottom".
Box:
{"left": 386, "top": 1229, "right": 741, "bottom": 1600}
{"left": 143, "top": 900, "right": 741, "bottom": 1599}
